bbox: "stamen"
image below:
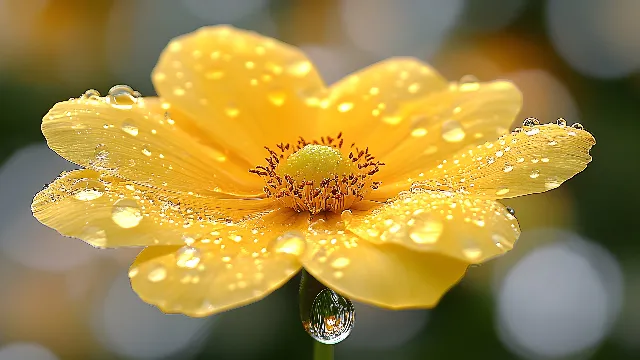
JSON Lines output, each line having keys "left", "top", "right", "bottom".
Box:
{"left": 249, "top": 133, "right": 383, "bottom": 214}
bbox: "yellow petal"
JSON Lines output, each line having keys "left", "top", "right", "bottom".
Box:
{"left": 129, "top": 209, "right": 308, "bottom": 316}
{"left": 414, "top": 123, "right": 595, "bottom": 199}
{"left": 301, "top": 214, "right": 468, "bottom": 309}
{"left": 373, "top": 80, "right": 522, "bottom": 199}
{"left": 32, "top": 169, "right": 276, "bottom": 248}
{"left": 43, "top": 95, "right": 263, "bottom": 196}
{"left": 318, "top": 58, "right": 448, "bottom": 156}
{"left": 153, "top": 25, "right": 326, "bottom": 162}
{"left": 344, "top": 190, "right": 520, "bottom": 263}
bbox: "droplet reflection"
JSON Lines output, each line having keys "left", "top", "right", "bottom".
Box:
{"left": 299, "top": 271, "right": 355, "bottom": 345}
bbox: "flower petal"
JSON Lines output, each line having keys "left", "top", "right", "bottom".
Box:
{"left": 43, "top": 96, "right": 263, "bottom": 195}
{"left": 344, "top": 190, "right": 520, "bottom": 263}
{"left": 301, "top": 214, "right": 468, "bottom": 309}
{"left": 129, "top": 209, "right": 308, "bottom": 317}
{"left": 318, "top": 58, "right": 448, "bottom": 156}
{"left": 32, "top": 169, "right": 277, "bottom": 248}
{"left": 413, "top": 123, "right": 595, "bottom": 199}
{"left": 373, "top": 80, "right": 522, "bottom": 198}
{"left": 153, "top": 25, "right": 326, "bottom": 162}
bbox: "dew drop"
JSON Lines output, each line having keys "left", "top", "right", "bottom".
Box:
{"left": 121, "top": 121, "right": 139, "bottom": 136}
{"left": 522, "top": 117, "right": 540, "bottom": 127}
{"left": 571, "top": 122, "right": 584, "bottom": 130}
{"left": 268, "top": 89, "right": 287, "bottom": 106}
{"left": 409, "top": 218, "right": 443, "bottom": 244}
{"left": 495, "top": 188, "right": 510, "bottom": 196}
{"left": 548, "top": 140, "right": 558, "bottom": 146}
{"left": 141, "top": 146, "right": 152, "bottom": 156}
{"left": 525, "top": 127, "right": 540, "bottom": 136}
{"left": 529, "top": 170, "right": 540, "bottom": 179}
{"left": 73, "top": 180, "right": 105, "bottom": 201}
{"left": 147, "top": 265, "right": 167, "bottom": 282}
{"left": 503, "top": 163, "right": 514, "bottom": 173}
{"left": 300, "top": 272, "right": 355, "bottom": 345}
{"left": 268, "top": 231, "right": 306, "bottom": 256}
{"left": 441, "top": 119, "right": 466, "bottom": 142}
{"left": 81, "top": 89, "right": 101, "bottom": 100}
{"left": 128, "top": 267, "right": 139, "bottom": 278}
{"left": 556, "top": 118, "right": 567, "bottom": 127}
{"left": 107, "top": 85, "right": 139, "bottom": 109}
{"left": 111, "top": 198, "right": 143, "bottom": 228}
{"left": 458, "top": 75, "right": 480, "bottom": 92}
{"left": 506, "top": 207, "right": 516, "bottom": 216}
{"left": 176, "top": 246, "right": 202, "bottom": 269}
{"left": 545, "top": 180, "right": 561, "bottom": 190}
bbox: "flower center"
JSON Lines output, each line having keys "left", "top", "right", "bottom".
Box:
{"left": 250, "top": 133, "right": 383, "bottom": 214}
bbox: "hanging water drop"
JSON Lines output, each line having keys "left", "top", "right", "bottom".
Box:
{"left": 111, "top": 198, "right": 143, "bottom": 228}
{"left": 458, "top": 75, "right": 480, "bottom": 92}
{"left": 299, "top": 271, "right": 355, "bottom": 345}
{"left": 556, "top": 118, "right": 567, "bottom": 127}
{"left": 506, "top": 207, "right": 515, "bottom": 216}
{"left": 571, "top": 122, "right": 584, "bottom": 130}
{"left": 441, "top": 119, "right": 466, "bottom": 142}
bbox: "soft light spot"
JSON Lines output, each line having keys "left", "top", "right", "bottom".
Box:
{"left": 545, "top": 181, "right": 561, "bottom": 190}
{"left": 287, "top": 60, "right": 312, "bottom": 77}
{"left": 225, "top": 105, "right": 240, "bottom": 118}
{"left": 268, "top": 89, "right": 287, "bottom": 106}
{"left": 441, "top": 120, "right": 466, "bottom": 142}
{"left": 173, "top": 88, "right": 186, "bottom": 96}
{"left": 147, "top": 266, "right": 167, "bottom": 282}
{"left": 331, "top": 257, "right": 351, "bottom": 269}
{"left": 463, "top": 246, "right": 483, "bottom": 260}
{"left": 411, "top": 128, "right": 428, "bottom": 137}
{"left": 409, "top": 219, "right": 443, "bottom": 244}
{"left": 269, "top": 231, "right": 306, "bottom": 256}
{"left": 496, "top": 188, "right": 510, "bottom": 196}
{"left": 338, "top": 102, "right": 354, "bottom": 113}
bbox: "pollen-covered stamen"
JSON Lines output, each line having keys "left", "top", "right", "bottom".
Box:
{"left": 249, "top": 133, "right": 383, "bottom": 214}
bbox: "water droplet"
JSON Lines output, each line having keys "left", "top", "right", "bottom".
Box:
{"left": 107, "top": 85, "right": 139, "bottom": 109}
{"left": 503, "top": 163, "right": 513, "bottom": 173}
{"left": 441, "top": 120, "right": 466, "bottom": 142}
{"left": 141, "top": 146, "right": 152, "bottom": 156}
{"left": 496, "top": 188, "right": 510, "bottom": 196}
{"left": 571, "top": 123, "right": 584, "bottom": 130}
{"left": 111, "top": 198, "right": 143, "bottom": 228}
{"left": 176, "top": 246, "right": 201, "bottom": 269}
{"left": 225, "top": 105, "right": 240, "bottom": 118}
{"left": 506, "top": 207, "right": 516, "bottom": 216}
{"left": 545, "top": 180, "right": 561, "bottom": 190}
{"left": 463, "top": 246, "right": 483, "bottom": 260}
{"left": 300, "top": 272, "right": 355, "bottom": 345}
{"left": 337, "top": 102, "right": 354, "bottom": 113}
{"left": 548, "top": 140, "right": 557, "bottom": 146}
{"left": 409, "top": 218, "right": 443, "bottom": 244}
{"left": 121, "top": 121, "right": 138, "bottom": 136}
{"left": 331, "top": 257, "right": 350, "bottom": 269}
{"left": 147, "top": 265, "right": 167, "bottom": 282}
{"left": 556, "top": 118, "right": 567, "bottom": 127}
{"left": 269, "top": 231, "right": 306, "bottom": 256}
{"left": 81, "top": 89, "right": 101, "bottom": 100}
{"left": 73, "top": 180, "right": 105, "bottom": 201}
{"left": 529, "top": 170, "right": 540, "bottom": 178}
{"left": 128, "top": 267, "right": 139, "bottom": 278}
{"left": 522, "top": 117, "right": 540, "bottom": 127}
{"left": 458, "top": 75, "right": 480, "bottom": 92}
{"left": 268, "top": 89, "right": 287, "bottom": 106}
{"left": 525, "top": 127, "right": 540, "bottom": 136}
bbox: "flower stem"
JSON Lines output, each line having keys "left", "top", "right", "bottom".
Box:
{"left": 313, "top": 340, "right": 334, "bottom": 360}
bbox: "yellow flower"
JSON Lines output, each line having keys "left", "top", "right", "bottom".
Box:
{"left": 32, "top": 26, "right": 595, "bottom": 317}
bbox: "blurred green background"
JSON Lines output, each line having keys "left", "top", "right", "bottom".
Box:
{"left": 0, "top": 0, "right": 638, "bottom": 359}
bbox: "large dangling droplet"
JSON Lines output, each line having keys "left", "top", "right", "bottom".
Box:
{"left": 299, "top": 270, "right": 355, "bottom": 345}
